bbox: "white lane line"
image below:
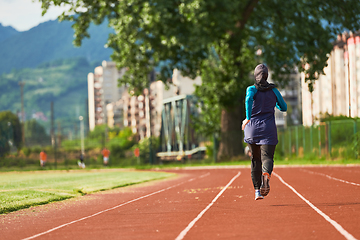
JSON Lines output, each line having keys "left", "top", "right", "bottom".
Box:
{"left": 175, "top": 171, "right": 241, "bottom": 240}
{"left": 22, "top": 172, "right": 211, "bottom": 240}
{"left": 300, "top": 169, "right": 360, "bottom": 187}
{"left": 273, "top": 172, "right": 357, "bottom": 240}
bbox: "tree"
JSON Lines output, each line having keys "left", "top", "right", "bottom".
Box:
{"left": 0, "top": 111, "right": 22, "bottom": 156}
{"left": 108, "top": 127, "right": 137, "bottom": 159}
{"left": 0, "top": 122, "right": 11, "bottom": 157}
{"left": 24, "top": 119, "right": 50, "bottom": 146}
{"left": 39, "top": 0, "right": 360, "bottom": 160}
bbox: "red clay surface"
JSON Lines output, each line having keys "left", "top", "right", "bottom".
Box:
{"left": 1, "top": 165, "right": 360, "bottom": 240}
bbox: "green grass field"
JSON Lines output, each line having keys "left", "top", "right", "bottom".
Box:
{"left": 0, "top": 169, "right": 174, "bottom": 214}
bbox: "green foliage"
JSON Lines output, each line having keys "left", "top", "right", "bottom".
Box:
{"left": 88, "top": 124, "right": 108, "bottom": 140}
{"left": 108, "top": 127, "right": 137, "bottom": 161}
{"left": 0, "top": 157, "right": 34, "bottom": 168}
{"left": 205, "top": 142, "right": 215, "bottom": 160}
{"left": 115, "top": 127, "right": 137, "bottom": 150}
{"left": 193, "top": 43, "right": 255, "bottom": 136}
{"left": 31, "top": 146, "right": 43, "bottom": 154}
{"left": 39, "top": 0, "right": 360, "bottom": 92}
{"left": 0, "top": 122, "right": 11, "bottom": 157}
{"left": 132, "top": 136, "right": 159, "bottom": 164}
{"left": 319, "top": 114, "right": 359, "bottom": 122}
{"left": 352, "top": 132, "right": 360, "bottom": 158}
{"left": 24, "top": 119, "right": 50, "bottom": 146}
{"left": 39, "top": 0, "right": 360, "bottom": 158}
{"left": 278, "top": 119, "right": 360, "bottom": 160}
{"left": 22, "top": 147, "right": 32, "bottom": 157}
{"left": 329, "top": 121, "right": 356, "bottom": 147}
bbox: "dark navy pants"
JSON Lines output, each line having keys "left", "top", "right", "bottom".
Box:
{"left": 248, "top": 144, "right": 276, "bottom": 190}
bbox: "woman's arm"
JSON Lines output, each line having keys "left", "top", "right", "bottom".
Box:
{"left": 245, "top": 86, "right": 257, "bottom": 119}
{"left": 272, "top": 88, "right": 287, "bottom": 112}
{"left": 242, "top": 86, "right": 257, "bottom": 130}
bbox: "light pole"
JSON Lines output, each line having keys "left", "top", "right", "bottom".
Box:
{"left": 79, "top": 116, "right": 85, "bottom": 156}
{"left": 7, "top": 122, "right": 12, "bottom": 147}
{"left": 147, "top": 69, "right": 155, "bottom": 165}
{"left": 19, "top": 81, "right": 25, "bottom": 144}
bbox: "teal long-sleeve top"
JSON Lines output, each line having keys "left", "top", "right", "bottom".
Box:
{"left": 245, "top": 86, "right": 287, "bottom": 120}
{"left": 243, "top": 85, "right": 287, "bottom": 145}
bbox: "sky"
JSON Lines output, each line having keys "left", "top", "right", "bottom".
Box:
{"left": 0, "top": 0, "right": 69, "bottom": 31}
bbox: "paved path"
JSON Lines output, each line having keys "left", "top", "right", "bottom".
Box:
{"left": 1, "top": 166, "right": 360, "bottom": 240}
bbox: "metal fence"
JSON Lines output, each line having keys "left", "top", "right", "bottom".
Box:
{"left": 0, "top": 119, "right": 160, "bottom": 169}
{"left": 2, "top": 119, "right": 360, "bottom": 169}
{"left": 277, "top": 120, "right": 360, "bottom": 159}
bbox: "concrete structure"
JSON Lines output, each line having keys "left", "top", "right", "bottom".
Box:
{"left": 105, "top": 69, "right": 202, "bottom": 139}
{"left": 157, "top": 95, "right": 206, "bottom": 162}
{"left": 87, "top": 61, "right": 126, "bottom": 130}
{"left": 106, "top": 99, "right": 124, "bottom": 128}
{"left": 301, "top": 31, "right": 360, "bottom": 126}
{"left": 149, "top": 69, "right": 202, "bottom": 137}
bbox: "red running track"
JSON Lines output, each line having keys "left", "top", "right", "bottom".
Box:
{"left": 1, "top": 165, "right": 360, "bottom": 240}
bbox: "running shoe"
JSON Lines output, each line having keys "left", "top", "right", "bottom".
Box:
{"left": 255, "top": 190, "right": 264, "bottom": 200}
{"left": 260, "top": 173, "right": 270, "bottom": 196}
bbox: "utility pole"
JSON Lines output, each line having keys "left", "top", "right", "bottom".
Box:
{"left": 56, "top": 122, "right": 61, "bottom": 169}
{"left": 79, "top": 116, "right": 85, "bottom": 156}
{"left": 85, "top": 98, "right": 89, "bottom": 136}
{"left": 148, "top": 69, "right": 155, "bottom": 165}
{"left": 18, "top": 81, "right": 25, "bottom": 145}
{"left": 347, "top": 50, "right": 351, "bottom": 117}
{"left": 51, "top": 102, "right": 54, "bottom": 146}
{"left": 51, "top": 101, "right": 57, "bottom": 168}
{"left": 104, "top": 102, "right": 108, "bottom": 148}
{"left": 213, "top": 133, "right": 218, "bottom": 163}
{"left": 74, "top": 122, "right": 78, "bottom": 140}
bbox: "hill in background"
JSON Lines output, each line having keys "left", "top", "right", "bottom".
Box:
{"left": 0, "top": 23, "right": 19, "bottom": 43}
{"left": 0, "top": 19, "right": 113, "bottom": 75}
{"left": 0, "top": 19, "right": 115, "bottom": 136}
{"left": 0, "top": 57, "right": 100, "bottom": 135}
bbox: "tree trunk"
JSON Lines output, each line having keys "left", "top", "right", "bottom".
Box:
{"left": 217, "top": 104, "right": 244, "bottom": 161}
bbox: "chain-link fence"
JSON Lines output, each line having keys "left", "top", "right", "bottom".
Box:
{"left": 0, "top": 119, "right": 160, "bottom": 169}
{"left": 2, "top": 118, "right": 360, "bottom": 169}
{"left": 277, "top": 120, "right": 360, "bottom": 159}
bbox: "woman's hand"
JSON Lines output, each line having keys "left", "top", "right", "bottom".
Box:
{"left": 242, "top": 119, "right": 250, "bottom": 130}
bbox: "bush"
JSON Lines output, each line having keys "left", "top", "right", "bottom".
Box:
{"left": 352, "top": 132, "right": 360, "bottom": 158}
{"left": 109, "top": 144, "right": 124, "bottom": 165}
{"left": 31, "top": 146, "right": 42, "bottom": 154}
{"left": 131, "top": 136, "right": 159, "bottom": 164}
{"left": 22, "top": 147, "right": 32, "bottom": 157}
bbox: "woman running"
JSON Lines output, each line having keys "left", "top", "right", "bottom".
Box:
{"left": 242, "top": 64, "right": 287, "bottom": 200}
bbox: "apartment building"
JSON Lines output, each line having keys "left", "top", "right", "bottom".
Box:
{"left": 87, "top": 61, "right": 126, "bottom": 130}
{"left": 106, "top": 69, "right": 202, "bottom": 139}
{"left": 302, "top": 32, "right": 360, "bottom": 126}
{"left": 106, "top": 99, "right": 124, "bottom": 128}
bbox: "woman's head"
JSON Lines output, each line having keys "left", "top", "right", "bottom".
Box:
{"left": 254, "top": 64, "right": 268, "bottom": 85}
{"left": 253, "top": 64, "right": 275, "bottom": 91}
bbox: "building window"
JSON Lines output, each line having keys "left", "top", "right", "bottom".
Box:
{"left": 132, "top": 119, "right": 137, "bottom": 126}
